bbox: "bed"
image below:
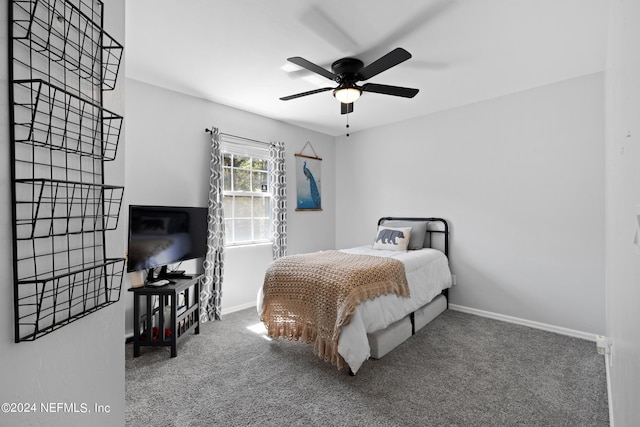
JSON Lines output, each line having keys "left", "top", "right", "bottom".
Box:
{"left": 258, "top": 217, "right": 452, "bottom": 375}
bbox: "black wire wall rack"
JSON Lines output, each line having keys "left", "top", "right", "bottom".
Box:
{"left": 8, "top": 0, "right": 125, "bottom": 342}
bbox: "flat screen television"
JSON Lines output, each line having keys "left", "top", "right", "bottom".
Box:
{"left": 126, "top": 205, "right": 208, "bottom": 281}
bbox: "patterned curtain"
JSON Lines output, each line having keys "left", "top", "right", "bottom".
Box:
{"left": 201, "top": 127, "right": 225, "bottom": 321}
{"left": 270, "top": 141, "right": 287, "bottom": 259}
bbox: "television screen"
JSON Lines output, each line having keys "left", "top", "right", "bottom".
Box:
{"left": 126, "top": 205, "right": 208, "bottom": 273}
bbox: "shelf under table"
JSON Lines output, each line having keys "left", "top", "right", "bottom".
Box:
{"left": 129, "top": 275, "right": 202, "bottom": 357}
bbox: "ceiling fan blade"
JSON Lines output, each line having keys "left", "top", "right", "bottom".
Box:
{"left": 280, "top": 87, "right": 334, "bottom": 101}
{"left": 287, "top": 57, "right": 336, "bottom": 81}
{"left": 358, "top": 48, "right": 412, "bottom": 81}
{"left": 300, "top": 6, "right": 359, "bottom": 53}
{"left": 357, "top": 0, "right": 456, "bottom": 65}
{"left": 361, "top": 83, "right": 419, "bottom": 98}
{"left": 341, "top": 102, "right": 354, "bottom": 115}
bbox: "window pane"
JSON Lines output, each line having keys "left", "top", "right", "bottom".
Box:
{"left": 252, "top": 171, "right": 268, "bottom": 192}
{"left": 233, "top": 155, "right": 251, "bottom": 169}
{"left": 223, "top": 168, "right": 232, "bottom": 191}
{"left": 253, "top": 158, "right": 267, "bottom": 171}
{"left": 221, "top": 149, "right": 273, "bottom": 245}
{"left": 234, "top": 169, "right": 251, "bottom": 191}
{"left": 224, "top": 219, "right": 233, "bottom": 242}
{"left": 235, "top": 196, "right": 252, "bottom": 217}
{"left": 234, "top": 219, "right": 252, "bottom": 242}
{"left": 253, "top": 197, "right": 269, "bottom": 218}
{"left": 254, "top": 218, "right": 270, "bottom": 241}
{"left": 223, "top": 195, "right": 233, "bottom": 216}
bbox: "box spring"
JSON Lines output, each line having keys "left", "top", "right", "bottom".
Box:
{"left": 367, "top": 294, "right": 447, "bottom": 359}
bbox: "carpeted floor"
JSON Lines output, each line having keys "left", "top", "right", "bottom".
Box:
{"left": 125, "top": 308, "right": 609, "bottom": 426}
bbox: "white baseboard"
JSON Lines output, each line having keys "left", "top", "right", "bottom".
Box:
{"left": 448, "top": 304, "right": 598, "bottom": 342}
{"left": 221, "top": 301, "right": 257, "bottom": 316}
{"left": 124, "top": 303, "right": 258, "bottom": 340}
{"left": 604, "top": 351, "right": 614, "bottom": 427}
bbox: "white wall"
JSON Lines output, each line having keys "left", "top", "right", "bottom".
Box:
{"left": 605, "top": 1, "right": 640, "bottom": 424}
{"left": 335, "top": 73, "right": 605, "bottom": 336}
{"left": 0, "top": 1, "right": 126, "bottom": 425}
{"left": 123, "top": 79, "right": 336, "bottom": 333}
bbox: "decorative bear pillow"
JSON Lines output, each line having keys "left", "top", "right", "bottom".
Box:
{"left": 372, "top": 226, "right": 412, "bottom": 251}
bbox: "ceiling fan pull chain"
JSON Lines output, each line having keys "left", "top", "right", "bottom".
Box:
{"left": 346, "top": 113, "right": 350, "bottom": 137}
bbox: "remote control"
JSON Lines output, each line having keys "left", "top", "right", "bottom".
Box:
{"left": 148, "top": 279, "right": 170, "bottom": 287}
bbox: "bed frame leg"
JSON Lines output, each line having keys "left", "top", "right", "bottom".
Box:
{"left": 410, "top": 312, "right": 416, "bottom": 335}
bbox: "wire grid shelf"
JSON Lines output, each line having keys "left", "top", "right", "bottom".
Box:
{"left": 12, "top": 79, "right": 122, "bottom": 160}
{"left": 14, "top": 179, "right": 124, "bottom": 239}
{"left": 15, "top": 258, "right": 125, "bottom": 341}
{"left": 10, "top": 0, "right": 125, "bottom": 342}
{"left": 12, "top": 0, "right": 123, "bottom": 91}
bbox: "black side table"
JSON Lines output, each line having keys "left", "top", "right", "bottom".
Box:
{"left": 129, "top": 275, "right": 202, "bottom": 357}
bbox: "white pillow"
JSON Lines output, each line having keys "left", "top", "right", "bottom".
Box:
{"left": 372, "top": 226, "right": 412, "bottom": 251}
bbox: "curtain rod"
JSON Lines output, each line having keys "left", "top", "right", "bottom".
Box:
{"left": 204, "top": 128, "right": 269, "bottom": 146}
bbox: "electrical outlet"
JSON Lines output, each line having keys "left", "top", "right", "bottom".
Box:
{"left": 451, "top": 275, "right": 456, "bottom": 286}
{"left": 596, "top": 335, "right": 610, "bottom": 355}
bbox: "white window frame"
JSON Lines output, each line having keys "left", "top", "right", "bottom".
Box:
{"left": 222, "top": 140, "right": 272, "bottom": 247}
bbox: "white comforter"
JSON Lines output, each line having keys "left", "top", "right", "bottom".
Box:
{"left": 257, "top": 246, "right": 452, "bottom": 374}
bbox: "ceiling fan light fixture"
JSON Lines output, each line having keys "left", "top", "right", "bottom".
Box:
{"left": 333, "top": 86, "right": 361, "bottom": 104}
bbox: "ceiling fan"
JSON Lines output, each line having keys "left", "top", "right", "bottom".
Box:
{"left": 279, "top": 47, "right": 419, "bottom": 114}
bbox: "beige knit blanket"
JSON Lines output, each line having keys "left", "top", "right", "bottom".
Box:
{"left": 261, "top": 250, "right": 409, "bottom": 369}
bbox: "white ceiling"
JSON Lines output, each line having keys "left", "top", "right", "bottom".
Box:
{"left": 125, "top": 0, "right": 608, "bottom": 137}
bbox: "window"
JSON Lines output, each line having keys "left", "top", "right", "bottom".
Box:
{"left": 222, "top": 146, "right": 271, "bottom": 246}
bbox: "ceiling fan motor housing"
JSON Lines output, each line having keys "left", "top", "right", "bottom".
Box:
{"left": 331, "top": 58, "right": 364, "bottom": 85}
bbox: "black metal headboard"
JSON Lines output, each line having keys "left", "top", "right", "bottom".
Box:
{"left": 378, "top": 217, "right": 451, "bottom": 311}
{"left": 378, "top": 217, "right": 449, "bottom": 257}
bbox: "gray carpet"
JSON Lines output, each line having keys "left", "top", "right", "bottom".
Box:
{"left": 125, "top": 308, "right": 609, "bottom": 426}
